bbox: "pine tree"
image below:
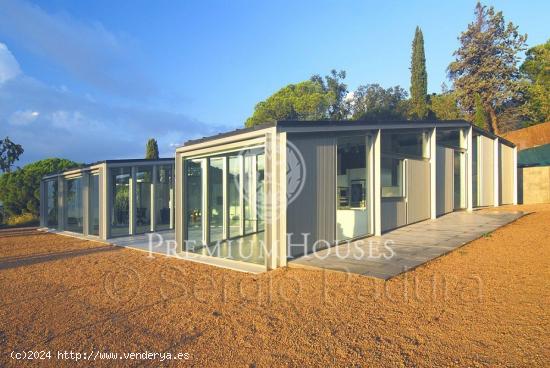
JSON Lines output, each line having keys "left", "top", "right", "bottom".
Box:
{"left": 448, "top": 2, "right": 527, "bottom": 134}
{"left": 473, "top": 94, "right": 488, "bottom": 129}
{"left": 410, "top": 26, "right": 428, "bottom": 119}
{"left": 145, "top": 138, "right": 159, "bottom": 160}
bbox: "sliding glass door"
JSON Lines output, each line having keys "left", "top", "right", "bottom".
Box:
{"left": 183, "top": 148, "right": 265, "bottom": 264}
{"left": 209, "top": 158, "right": 224, "bottom": 243}
{"left": 65, "top": 177, "right": 83, "bottom": 233}
{"left": 89, "top": 174, "right": 100, "bottom": 236}
{"left": 185, "top": 159, "right": 204, "bottom": 246}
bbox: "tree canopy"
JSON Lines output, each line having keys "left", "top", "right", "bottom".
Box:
{"left": 145, "top": 138, "right": 160, "bottom": 160}
{"left": 448, "top": 2, "right": 527, "bottom": 134}
{"left": 0, "top": 137, "right": 24, "bottom": 173}
{"left": 520, "top": 39, "right": 550, "bottom": 124}
{"left": 350, "top": 84, "right": 409, "bottom": 121}
{"left": 410, "top": 26, "right": 429, "bottom": 119}
{"left": 245, "top": 70, "right": 348, "bottom": 127}
{"left": 0, "top": 158, "right": 79, "bottom": 218}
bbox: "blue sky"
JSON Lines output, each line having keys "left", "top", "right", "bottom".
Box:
{"left": 0, "top": 0, "right": 548, "bottom": 165}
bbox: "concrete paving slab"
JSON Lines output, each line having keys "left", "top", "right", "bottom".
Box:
{"left": 289, "top": 210, "right": 524, "bottom": 279}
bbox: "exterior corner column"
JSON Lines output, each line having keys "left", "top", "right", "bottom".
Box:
{"left": 430, "top": 127, "right": 437, "bottom": 219}
{"left": 373, "top": 129, "right": 382, "bottom": 236}
{"left": 493, "top": 138, "right": 500, "bottom": 207}
{"left": 513, "top": 146, "right": 518, "bottom": 205}
{"left": 264, "top": 128, "right": 283, "bottom": 270}
{"left": 466, "top": 127, "right": 474, "bottom": 212}
{"left": 277, "top": 131, "right": 287, "bottom": 268}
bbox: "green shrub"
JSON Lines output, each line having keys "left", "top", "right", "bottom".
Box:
{"left": 0, "top": 158, "right": 79, "bottom": 218}
{"left": 5, "top": 213, "right": 39, "bottom": 227}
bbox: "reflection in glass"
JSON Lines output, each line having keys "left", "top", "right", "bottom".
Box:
{"left": 136, "top": 166, "right": 152, "bottom": 234}
{"left": 111, "top": 167, "right": 130, "bottom": 237}
{"left": 65, "top": 177, "right": 83, "bottom": 233}
{"left": 228, "top": 156, "right": 241, "bottom": 237}
{"left": 209, "top": 158, "right": 224, "bottom": 242}
{"left": 381, "top": 157, "right": 404, "bottom": 197}
{"left": 89, "top": 175, "right": 100, "bottom": 236}
{"left": 244, "top": 155, "right": 255, "bottom": 234}
{"left": 46, "top": 180, "right": 58, "bottom": 227}
{"left": 156, "top": 165, "right": 172, "bottom": 230}
{"left": 336, "top": 136, "right": 369, "bottom": 240}
{"left": 382, "top": 130, "right": 428, "bottom": 158}
{"left": 256, "top": 154, "right": 265, "bottom": 232}
{"left": 185, "top": 159, "right": 203, "bottom": 247}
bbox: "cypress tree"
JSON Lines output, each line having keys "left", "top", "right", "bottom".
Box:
{"left": 410, "top": 26, "right": 428, "bottom": 119}
{"left": 145, "top": 138, "right": 159, "bottom": 160}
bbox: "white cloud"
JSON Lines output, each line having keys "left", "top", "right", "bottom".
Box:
{"left": 0, "top": 42, "right": 21, "bottom": 83}
{"left": 0, "top": 0, "right": 152, "bottom": 97}
{"left": 9, "top": 110, "right": 39, "bottom": 126}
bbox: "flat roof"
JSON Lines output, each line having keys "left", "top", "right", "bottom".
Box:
{"left": 42, "top": 157, "right": 174, "bottom": 179}
{"left": 181, "top": 119, "right": 516, "bottom": 148}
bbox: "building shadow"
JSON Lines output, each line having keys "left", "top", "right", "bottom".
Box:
{"left": 0, "top": 245, "right": 121, "bottom": 270}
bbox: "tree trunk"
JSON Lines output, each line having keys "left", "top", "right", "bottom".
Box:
{"left": 487, "top": 106, "right": 499, "bottom": 135}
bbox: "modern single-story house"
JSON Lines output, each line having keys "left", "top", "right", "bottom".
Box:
{"left": 40, "top": 158, "right": 174, "bottom": 239}
{"left": 39, "top": 120, "right": 517, "bottom": 273}
{"left": 174, "top": 120, "right": 517, "bottom": 272}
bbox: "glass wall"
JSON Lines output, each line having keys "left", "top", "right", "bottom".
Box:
{"left": 46, "top": 179, "right": 58, "bottom": 227}
{"left": 228, "top": 156, "right": 241, "bottom": 237}
{"left": 381, "top": 158, "right": 404, "bottom": 198}
{"left": 65, "top": 177, "right": 83, "bottom": 233}
{"left": 155, "top": 165, "right": 172, "bottom": 230}
{"left": 185, "top": 159, "right": 203, "bottom": 246}
{"left": 89, "top": 174, "right": 100, "bottom": 236}
{"left": 244, "top": 155, "right": 256, "bottom": 234}
{"left": 209, "top": 158, "right": 224, "bottom": 242}
{"left": 256, "top": 154, "right": 265, "bottom": 232}
{"left": 336, "top": 136, "right": 370, "bottom": 240}
{"left": 110, "top": 167, "right": 131, "bottom": 237}
{"left": 184, "top": 148, "right": 265, "bottom": 265}
{"left": 382, "top": 130, "right": 429, "bottom": 158}
{"left": 135, "top": 166, "right": 152, "bottom": 234}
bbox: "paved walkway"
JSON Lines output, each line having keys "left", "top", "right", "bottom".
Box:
{"left": 289, "top": 210, "right": 524, "bottom": 279}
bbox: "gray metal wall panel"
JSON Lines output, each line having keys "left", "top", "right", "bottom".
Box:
{"left": 286, "top": 135, "right": 336, "bottom": 257}
{"left": 500, "top": 143, "right": 514, "bottom": 204}
{"left": 436, "top": 146, "right": 454, "bottom": 216}
{"left": 381, "top": 199, "right": 406, "bottom": 232}
{"left": 407, "top": 159, "right": 431, "bottom": 223}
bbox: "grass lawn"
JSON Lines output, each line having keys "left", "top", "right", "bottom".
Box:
{"left": 0, "top": 204, "right": 548, "bottom": 367}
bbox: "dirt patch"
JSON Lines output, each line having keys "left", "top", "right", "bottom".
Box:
{"left": 1, "top": 205, "right": 549, "bottom": 367}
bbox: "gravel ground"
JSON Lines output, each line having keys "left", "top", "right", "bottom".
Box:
{"left": 0, "top": 204, "right": 548, "bottom": 367}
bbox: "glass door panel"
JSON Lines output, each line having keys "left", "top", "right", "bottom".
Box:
{"left": 89, "top": 174, "right": 100, "bottom": 236}
{"left": 209, "top": 158, "right": 224, "bottom": 243}
{"left": 110, "top": 167, "right": 131, "bottom": 237}
{"left": 135, "top": 166, "right": 152, "bottom": 234}
{"left": 336, "top": 136, "right": 370, "bottom": 241}
{"left": 228, "top": 156, "right": 241, "bottom": 237}
{"left": 185, "top": 159, "right": 203, "bottom": 248}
